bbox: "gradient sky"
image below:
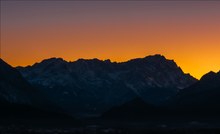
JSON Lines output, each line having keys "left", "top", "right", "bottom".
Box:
{"left": 1, "top": 1, "right": 220, "bottom": 79}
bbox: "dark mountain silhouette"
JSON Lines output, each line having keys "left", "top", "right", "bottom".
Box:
{"left": 17, "top": 54, "right": 197, "bottom": 116}
{"left": 103, "top": 70, "right": 220, "bottom": 120}
{"left": 2, "top": 55, "right": 220, "bottom": 129}
{"left": 0, "top": 58, "right": 35, "bottom": 104}
{"left": 2, "top": 55, "right": 220, "bottom": 132}
{"left": 170, "top": 70, "right": 220, "bottom": 115}
{"left": 0, "top": 58, "right": 55, "bottom": 108}
{"left": 0, "top": 58, "right": 81, "bottom": 126}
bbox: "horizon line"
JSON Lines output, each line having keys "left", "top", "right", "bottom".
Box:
{"left": 2, "top": 54, "right": 220, "bottom": 80}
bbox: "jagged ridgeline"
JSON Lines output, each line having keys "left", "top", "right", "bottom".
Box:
{"left": 16, "top": 54, "right": 197, "bottom": 116}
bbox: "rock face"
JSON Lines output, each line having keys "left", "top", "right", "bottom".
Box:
{"left": 17, "top": 54, "right": 197, "bottom": 116}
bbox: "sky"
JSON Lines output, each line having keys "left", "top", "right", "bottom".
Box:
{"left": 1, "top": 1, "right": 220, "bottom": 79}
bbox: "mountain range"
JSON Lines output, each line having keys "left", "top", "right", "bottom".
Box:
{"left": 1, "top": 54, "right": 220, "bottom": 121}
{"left": 16, "top": 54, "right": 197, "bottom": 116}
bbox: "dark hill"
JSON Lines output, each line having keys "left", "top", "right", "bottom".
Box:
{"left": 0, "top": 58, "right": 81, "bottom": 126}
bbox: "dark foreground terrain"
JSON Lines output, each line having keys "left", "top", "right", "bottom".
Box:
{"left": 2, "top": 125, "right": 220, "bottom": 134}
{"left": 2, "top": 118, "right": 220, "bottom": 134}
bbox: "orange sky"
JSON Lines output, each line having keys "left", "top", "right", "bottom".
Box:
{"left": 1, "top": 1, "right": 220, "bottom": 79}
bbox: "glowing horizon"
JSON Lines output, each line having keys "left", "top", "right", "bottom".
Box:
{"left": 1, "top": 54, "right": 220, "bottom": 80}
{"left": 1, "top": 1, "right": 220, "bottom": 79}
